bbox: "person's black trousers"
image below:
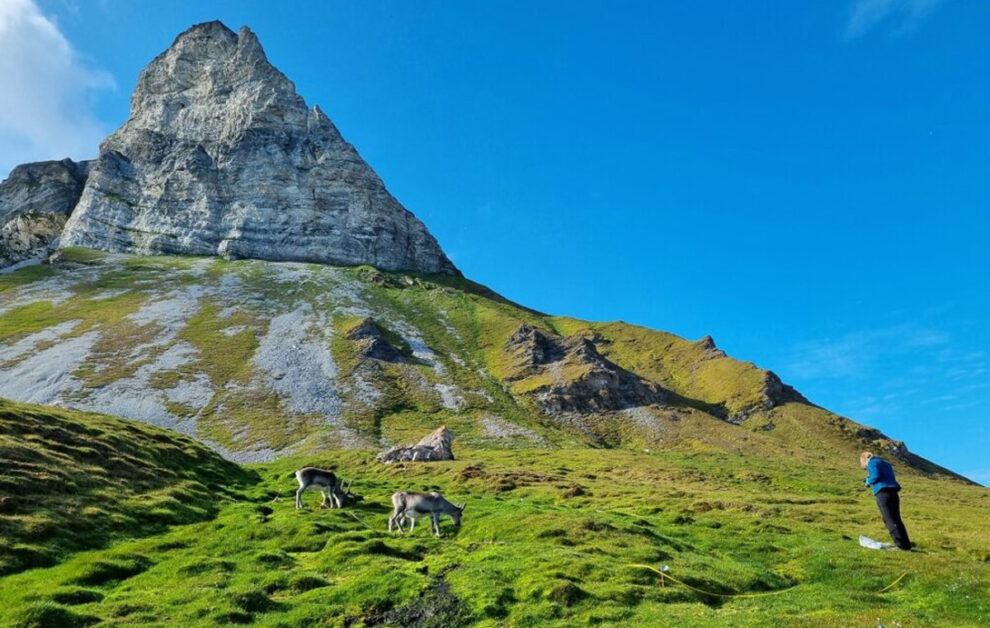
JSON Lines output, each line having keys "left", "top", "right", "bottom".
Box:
{"left": 875, "top": 488, "right": 912, "bottom": 550}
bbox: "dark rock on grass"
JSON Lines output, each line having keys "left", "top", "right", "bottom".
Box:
{"left": 363, "top": 578, "right": 472, "bottom": 628}
{"left": 377, "top": 426, "right": 454, "bottom": 463}
{"left": 346, "top": 317, "right": 408, "bottom": 362}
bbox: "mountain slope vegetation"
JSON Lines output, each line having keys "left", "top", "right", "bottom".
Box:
{"left": 0, "top": 399, "right": 987, "bottom": 627}
{"left": 0, "top": 398, "right": 250, "bottom": 577}
{"left": 0, "top": 248, "right": 958, "bottom": 481}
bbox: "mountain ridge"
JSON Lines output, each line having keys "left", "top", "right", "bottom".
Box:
{"left": 0, "top": 21, "right": 969, "bottom": 482}
{"left": 0, "top": 247, "right": 968, "bottom": 484}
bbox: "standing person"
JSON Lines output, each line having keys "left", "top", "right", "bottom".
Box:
{"left": 861, "top": 451, "right": 912, "bottom": 550}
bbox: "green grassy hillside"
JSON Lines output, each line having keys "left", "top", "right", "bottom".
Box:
{"left": 0, "top": 249, "right": 958, "bottom": 479}
{"left": 0, "top": 400, "right": 987, "bottom": 627}
{"left": 0, "top": 399, "right": 251, "bottom": 577}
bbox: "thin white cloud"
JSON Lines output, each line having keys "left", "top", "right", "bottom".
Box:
{"left": 783, "top": 323, "right": 949, "bottom": 380}
{"left": 845, "top": 0, "right": 949, "bottom": 39}
{"left": 0, "top": 0, "right": 113, "bottom": 177}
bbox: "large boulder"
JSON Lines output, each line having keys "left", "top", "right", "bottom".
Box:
{"left": 377, "top": 426, "right": 454, "bottom": 463}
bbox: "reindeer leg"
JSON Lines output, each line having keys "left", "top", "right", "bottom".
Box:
{"left": 432, "top": 513, "right": 441, "bottom": 538}
{"left": 295, "top": 486, "right": 304, "bottom": 509}
{"left": 320, "top": 489, "right": 329, "bottom": 509}
{"left": 389, "top": 508, "right": 403, "bottom": 534}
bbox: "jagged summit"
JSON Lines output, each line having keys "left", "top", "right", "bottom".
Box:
{"left": 40, "top": 21, "right": 455, "bottom": 274}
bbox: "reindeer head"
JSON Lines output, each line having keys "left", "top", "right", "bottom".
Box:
{"left": 334, "top": 478, "right": 354, "bottom": 506}
{"left": 452, "top": 502, "right": 466, "bottom": 526}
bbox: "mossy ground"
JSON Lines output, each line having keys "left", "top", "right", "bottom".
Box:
{"left": 0, "top": 399, "right": 251, "bottom": 577}
{"left": 0, "top": 400, "right": 987, "bottom": 627}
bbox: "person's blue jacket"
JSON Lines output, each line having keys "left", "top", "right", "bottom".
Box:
{"left": 864, "top": 457, "right": 901, "bottom": 494}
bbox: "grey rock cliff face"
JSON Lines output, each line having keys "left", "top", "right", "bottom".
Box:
{"left": 503, "top": 324, "right": 667, "bottom": 415}
{"left": 60, "top": 21, "right": 456, "bottom": 274}
{"left": 0, "top": 159, "right": 90, "bottom": 267}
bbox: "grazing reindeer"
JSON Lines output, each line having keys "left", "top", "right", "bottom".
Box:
{"left": 388, "top": 491, "right": 465, "bottom": 537}
{"left": 294, "top": 467, "right": 353, "bottom": 510}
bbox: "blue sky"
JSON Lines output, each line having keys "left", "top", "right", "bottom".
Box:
{"left": 3, "top": 0, "right": 988, "bottom": 483}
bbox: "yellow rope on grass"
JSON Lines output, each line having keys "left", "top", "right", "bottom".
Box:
{"left": 876, "top": 571, "right": 908, "bottom": 594}
{"left": 629, "top": 564, "right": 910, "bottom": 598}
{"left": 344, "top": 510, "right": 377, "bottom": 531}
{"left": 627, "top": 564, "right": 798, "bottom": 599}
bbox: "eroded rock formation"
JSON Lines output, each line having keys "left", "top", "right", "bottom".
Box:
{"left": 0, "top": 159, "right": 90, "bottom": 267}
{"left": 346, "top": 317, "right": 406, "bottom": 362}
{"left": 377, "top": 426, "right": 455, "bottom": 463}
{"left": 503, "top": 324, "right": 667, "bottom": 414}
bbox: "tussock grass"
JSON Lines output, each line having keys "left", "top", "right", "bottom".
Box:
{"left": 0, "top": 399, "right": 252, "bottom": 576}
{"left": 0, "top": 402, "right": 987, "bottom": 626}
{"left": 1, "top": 252, "right": 986, "bottom": 624}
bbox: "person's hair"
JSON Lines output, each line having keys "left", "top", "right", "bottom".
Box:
{"left": 860, "top": 451, "right": 874, "bottom": 467}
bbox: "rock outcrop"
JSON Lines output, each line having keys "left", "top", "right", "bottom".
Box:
{"left": 346, "top": 317, "right": 407, "bottom": 362}
{"left": 58, "top": 21, "right": 456, "bottom": 274}
{"left": 0, "top": 159, "right": 90, "bottom": 267}
{"left": 503, "top": 325, "right": 666, "bottom": 414}
{"left": 856, "top": 427, "right": 910, "bottom": 460}
{"left": 377, "top": 426, "right": 454, "bottom": 463}
{"left": 726, "top": 369, "right": 806, "bottom": 424}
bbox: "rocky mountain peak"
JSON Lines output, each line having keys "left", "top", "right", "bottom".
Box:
{"left": 122, "top": 21, "right": 302, "bottom": 148}
{"left": 47, "top": 21, "right": 457, "bottom": 274}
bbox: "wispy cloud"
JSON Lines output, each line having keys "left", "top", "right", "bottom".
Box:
{"left": 845, "top": 0, "right": 950, "bottom": 39}
{"left": 783, "top": 323, "right": 949, "bottom": 380}
{"left": 0, "top": 0, "right": 113, "bottom": 177}
{"left": 779, "top": 320, "right": 988, "bottom": 448}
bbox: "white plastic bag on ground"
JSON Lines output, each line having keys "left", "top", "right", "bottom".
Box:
{"left": 859, "top": 535, "right": 894, "bottom": 550}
